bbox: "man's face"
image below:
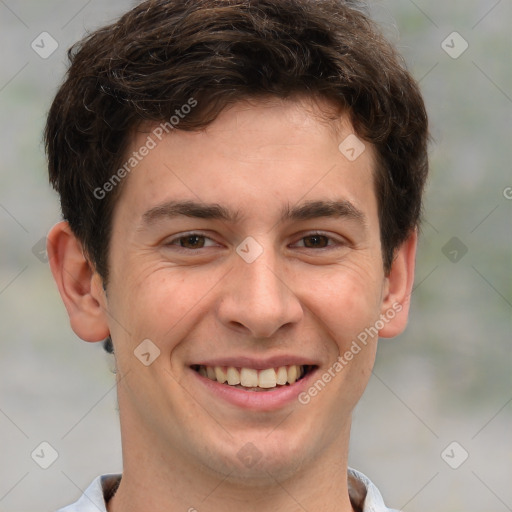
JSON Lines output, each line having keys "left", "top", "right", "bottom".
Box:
{"left": 103, "top": 97, "right": 401, "bottom": 479}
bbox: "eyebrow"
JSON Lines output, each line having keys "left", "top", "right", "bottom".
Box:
{"left": 141, "top": 199, "right": 366, "bottom": 227}
{"left": 142, "top": 200, "right": 238, "bottom": 225}
{"left": 282, "top": 200, "right": 366, "bottom": 225}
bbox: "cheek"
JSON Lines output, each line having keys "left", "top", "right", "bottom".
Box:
{"left": 304, "top": 269, "right": 382, "bottom": 413}
{"left": 304, "top": 262, "right": 384, "bottom": 342}
{"left": 111, "top": 264, "right": 224, "bottom": 352}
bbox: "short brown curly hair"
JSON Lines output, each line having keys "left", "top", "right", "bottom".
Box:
{"left": 45, "top": 0, "right": 429, "bottom": 282}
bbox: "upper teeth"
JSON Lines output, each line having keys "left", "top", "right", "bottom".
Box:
{"left": 196, "top": 365, "right": 306, "bottom": 388}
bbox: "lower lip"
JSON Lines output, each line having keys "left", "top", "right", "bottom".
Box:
{"left": 190, "top": 367, "right": 318, "bottom": 411}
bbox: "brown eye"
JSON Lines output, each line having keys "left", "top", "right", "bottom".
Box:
{"left": 178, "top": 235, "right": 206, "bottom": 249}
{"left": 302, "top": 234, "right": 330, "bottom": 248}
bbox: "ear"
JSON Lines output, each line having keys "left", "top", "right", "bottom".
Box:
{"left": 378, "top": 229, "right": 418, "bottom": 339}
{"left": 47, "top": 221, "right": 110, "bottom": 342}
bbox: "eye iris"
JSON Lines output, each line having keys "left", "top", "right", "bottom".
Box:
{"left": 304, "top": 235, "right": 329, "bottom": 248}
{"left": 180, "top": 235, "right": 205, "bottom": 249}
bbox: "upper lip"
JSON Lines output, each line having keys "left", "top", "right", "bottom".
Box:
{"left": 190, "top": 355, "right": 319, "bottom": 370}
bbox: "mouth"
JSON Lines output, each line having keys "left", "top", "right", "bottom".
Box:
{"left": 190, "top": 364, "right": 316, "bottom": 392}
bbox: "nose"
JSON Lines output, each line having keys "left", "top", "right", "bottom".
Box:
{"left": 217, "top": 249, "right": 303, "bottom": 338}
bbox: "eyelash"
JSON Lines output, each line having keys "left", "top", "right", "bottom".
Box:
{"left": 166, "top": 232, "right": 218, "bottom": 250}
{"left": 292, "top": 232, "right": 342, "bottom": 249}
{"left": 165, "top": 231, "right": 344, "bottom": 251}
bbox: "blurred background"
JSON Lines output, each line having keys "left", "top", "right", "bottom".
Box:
{"left": 0, "top": 1, "right": 510, "bottom": 511}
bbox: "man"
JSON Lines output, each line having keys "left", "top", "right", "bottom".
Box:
{"left": 45, "top": 0, "right": 428, "bottom": 510}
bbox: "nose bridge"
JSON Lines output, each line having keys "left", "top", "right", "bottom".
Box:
{"left": 219, "top": 244, "right": 302, "bottom": 337}
{"left": 244, "top": 253, "right": 285, "bottom": 305}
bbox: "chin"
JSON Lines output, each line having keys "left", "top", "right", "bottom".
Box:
{"left": 201, "top": 432, "right": 314, "bottom": 484}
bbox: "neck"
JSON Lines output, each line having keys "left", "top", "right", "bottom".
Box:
{"left": 109, "top": 461, "right": 354, "bottom": 512}
{"left": 108, "top": 391, "right": 355, "bottom": 512}
{"left": 109, "top": 438, "right": 355, "bottom": 512}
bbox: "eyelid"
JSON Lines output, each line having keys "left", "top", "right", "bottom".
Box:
{"left": 290, "top": 231, "right": 347, "bottom": 248}
{"left": 165, "top": 231, "right": 220, "bottom": 248}
{"left": 163, "top": 230, "right": 348, "bottom": 250}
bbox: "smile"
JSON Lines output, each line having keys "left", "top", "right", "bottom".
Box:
{"left": 190, "top": 364, "right": 315, "bottom": 391}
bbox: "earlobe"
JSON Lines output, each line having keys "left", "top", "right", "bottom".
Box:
{"left": 378, "top": 229, "right": 418, "bottom": 339}
{"left": 47, "top": 221, "right": 110, "bottom": 342}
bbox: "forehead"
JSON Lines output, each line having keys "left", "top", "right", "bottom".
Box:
{"left": 114, "top": 96, "right": 378, "bottom": 227}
